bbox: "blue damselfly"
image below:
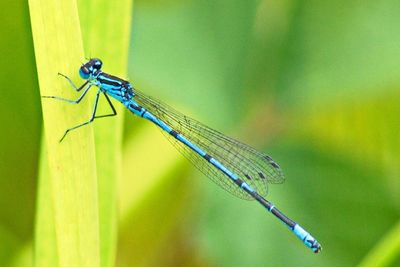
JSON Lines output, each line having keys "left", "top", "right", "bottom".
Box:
{"left": 43, "top": 59, "right": 322, "bottom": 253}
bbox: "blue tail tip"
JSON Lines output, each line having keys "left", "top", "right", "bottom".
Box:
{"left": 313, "top": 242, "right": 322, "bottom": 254}
{"left": 293, "top": 224, "right": 322, "bottom": 254}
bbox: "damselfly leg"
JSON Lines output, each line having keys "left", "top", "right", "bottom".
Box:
{"left": 42, "top": 74, "right": 117, "bottom": 142}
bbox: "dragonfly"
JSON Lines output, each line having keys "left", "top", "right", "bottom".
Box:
{"left": 43, "top": 58, "right": 322, "bottom": 253}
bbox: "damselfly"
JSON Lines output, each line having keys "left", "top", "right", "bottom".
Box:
{"left": 43, "top": 58, "right": 322, "bottom": 253}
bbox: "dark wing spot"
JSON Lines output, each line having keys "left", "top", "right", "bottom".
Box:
{"left": 264, "top": 155, "right": 273, "bottom": 161}
{"left": 271, "top": 162, "right": 280, "bottom": 169}
{"left": 258, "top": 172, "right": 266, "bottom": 179}
{"left": 264, "top": 155, "right": 281, "bottom": 169}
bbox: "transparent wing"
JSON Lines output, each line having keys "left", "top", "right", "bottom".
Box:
{"left": 134, "top": 89, "right": 284, "bottom": 200}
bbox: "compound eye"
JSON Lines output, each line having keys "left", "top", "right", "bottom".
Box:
{"left": 82, "top": 67, "right": 90, "bottom": 74}
{"left": 79, "top": 66, "right": 91, "bottom": 79}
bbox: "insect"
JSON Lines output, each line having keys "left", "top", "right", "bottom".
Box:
{"left": 43, "top": 58, "right": 322, "bottom": 253}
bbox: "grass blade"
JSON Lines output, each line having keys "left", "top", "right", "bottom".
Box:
{"left": 78, "top": 1, "right": 133, "bottom": 266}
{"left": 29, "top": 0, "right": 100, "bottom": 266}
{"left": 359, "top": 220, "right": 400, "bottom": 267}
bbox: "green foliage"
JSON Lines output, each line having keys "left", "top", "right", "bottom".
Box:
{"left": 29, "top": 0, "right": 100, "bottom": 266}
{"left": 78, "top": 1, "right": 133, "bottom": 266}
{"left": 1, "top": 0, "right": 399, "bottom": 267}
{"left": 126, "top": 0, "right": 400, "bottom": 266}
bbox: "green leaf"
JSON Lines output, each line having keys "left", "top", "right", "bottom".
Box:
{"left": 78, "top": 1, "right": 133, "bottom": 266}
{"left": 29, "top": 0, "right": 100, "bottom": 266}
{"left": 359, "top": 219, "right": 400, "bottom": 267}
{"left": 0, "top": 3, "right": 39, "bottom": 265}
{"left": 34, "top": 140, "right": 58, "bottom": 267}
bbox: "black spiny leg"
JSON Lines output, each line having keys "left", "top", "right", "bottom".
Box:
{"left": 59, "top": 89, "right": 101, "bottom": 142}
{"left": 59, "top": 91, "right": 117, "bottom": 142}
{"left": 95, "top": 92, "right": 117, "bottom": 120}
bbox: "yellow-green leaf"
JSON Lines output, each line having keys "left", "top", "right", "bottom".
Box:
{"left": 29, "top": 0, "right": 100, "bottom": 266}
{"left": 78, "top": 1, "right": 133, "bottom": 266}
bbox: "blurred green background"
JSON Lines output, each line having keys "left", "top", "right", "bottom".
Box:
{"left": 1, "top": 0, "right": 400, "bottom": 266}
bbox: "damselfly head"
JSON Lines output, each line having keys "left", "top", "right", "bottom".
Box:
{"left": 79, "top": 58, "right": 103, "bottom": 80}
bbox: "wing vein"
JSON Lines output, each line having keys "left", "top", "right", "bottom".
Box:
{"left": 133, "top": 89, "right": 284, "bottom": 199}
